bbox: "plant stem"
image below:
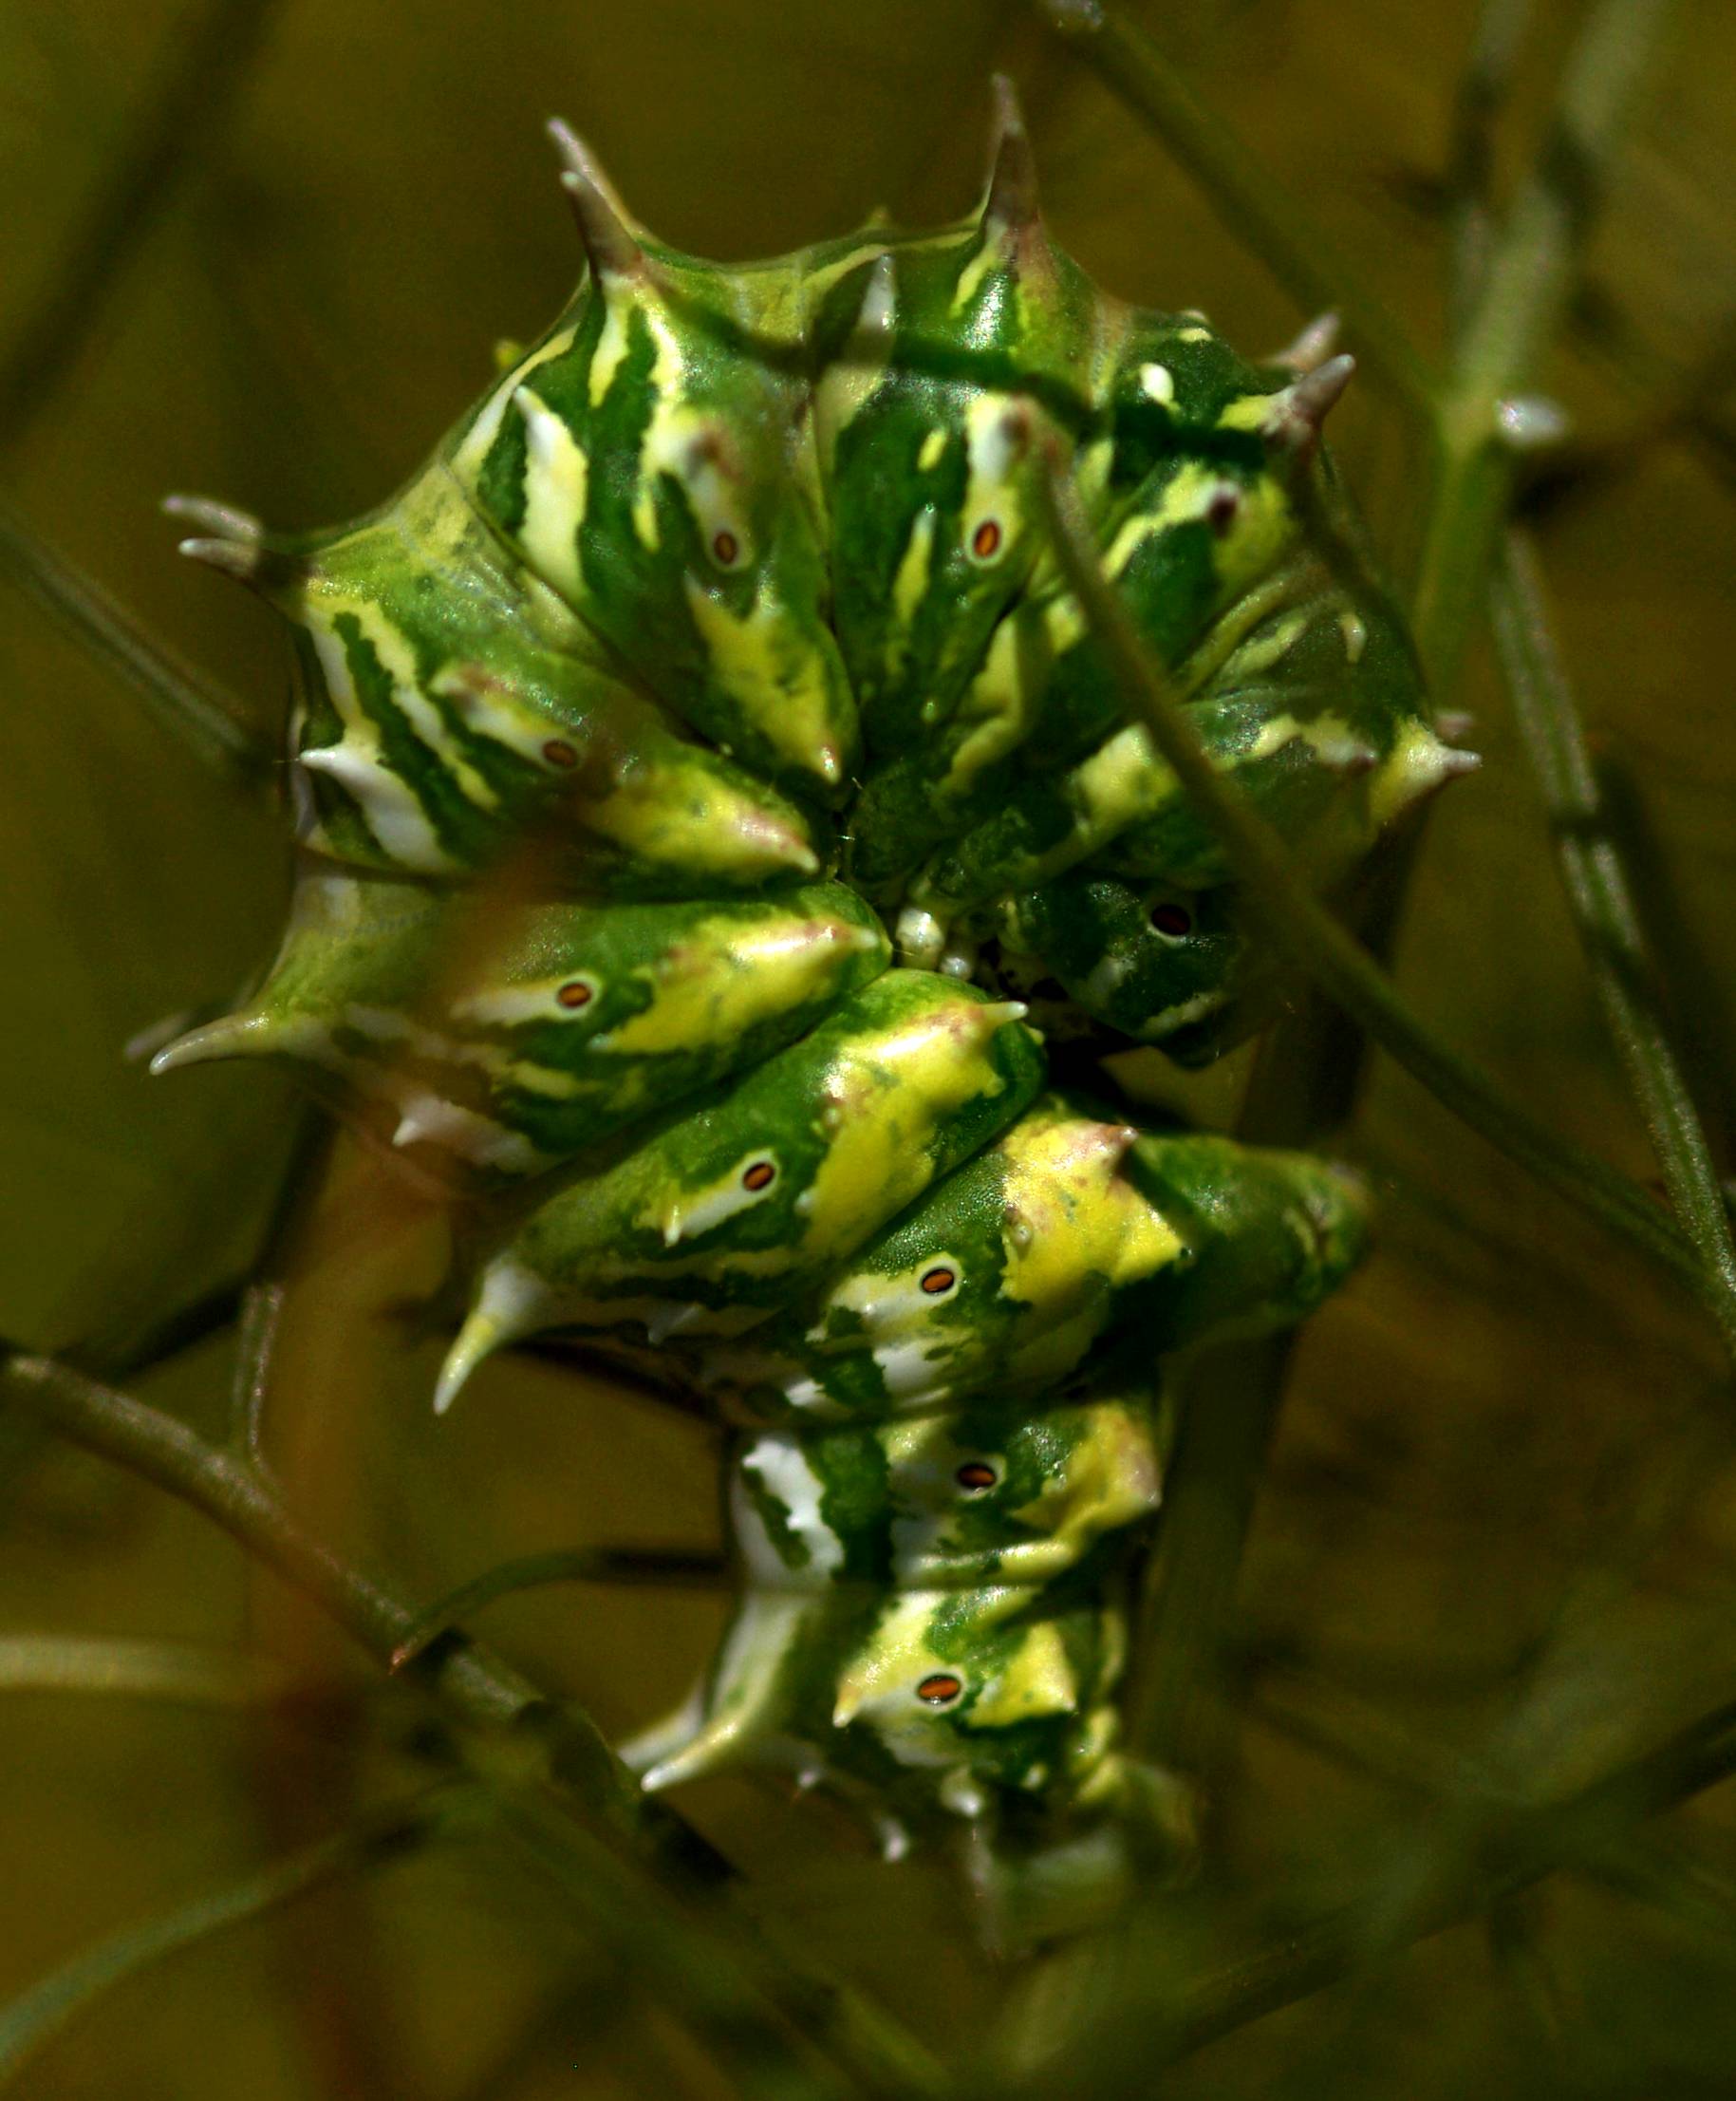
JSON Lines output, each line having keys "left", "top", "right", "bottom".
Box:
{"left": 390, "top": 1544, "right": 732, "bottom": 1671}
{"left": 1038, "top": 463, "right": 1708, "bottom": 1302}
{"left": 0, "top": 1350, "right": 948, "bottom": 2101}
{"left": 0, "top": 1634, "right": 288, "bottom": 1707}
{"left": 1160, "top": 1692, "right": 1736, "bottom": 2062}
{"left": 1491, "top": 528, "right": 1736, "bottom": 1365}
{"left": 1023, "top": 0, "right": 1434, "bottom": 413}
{"left": 0, "top": 0, "right": 284, "bottom": 455}
{"left": 1445, "top": 0, "right": 1538, "bottom": 342}
{"left": 0, "top": 498, "right": 274, "bottom": 788}
{"left": 1410, "top": 0, "right": 1682, "bottom": 698}
{"left": 0, "top": 1788, "right": 459, "bottom": 2089}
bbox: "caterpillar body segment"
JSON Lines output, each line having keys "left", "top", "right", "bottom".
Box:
{"left": 624, "top": 1117, "right": 1363, "bottom": 1852}
{"left": 153, "top": 872, "right": 891, "bottom": 1183}
{"left": 157, "top": 80, "right": 1460, "bottom": 1929}
{"left": 438, "top": 971, "right": 1048, "bottom": 1393}
{"left": 688, "top": 1107, "right": 1367, "bottom": 1427}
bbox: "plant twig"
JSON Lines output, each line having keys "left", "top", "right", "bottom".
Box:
{"left": 0, "top": 1634, "right": 288, "bottom": 1707}
{"left": 0, "top": 0, "right": 284, "bottom": 454}
{"left": 391, "top": 1546, "right": 732, "bottom": 1672}
{"left": 1491, "top": 528, "right": 1736, "bottom": 1364}
{"left": 1024, "top": 0, "right": 1434, "bottom": 412}
{"left": 0, "top": 1787, "right": 460, "bottom": 2090}
{"left": 0, "top": 497, "right": 273, "bottom": 788}
{"left": 1037, "top": 461, "right": 1708, "bottom": 1303}
{"left": 0, "top": 1350, "right": 949, "bottom": 2101}
{"left": 1445, "top": 0, "right": 1538, "bottom": 340}
{"left": 1410, "top": 0, "right": 1682, "bottom": 698}
{"left": 1157, "top": 1692, "right": 1736, "bottom": 2063}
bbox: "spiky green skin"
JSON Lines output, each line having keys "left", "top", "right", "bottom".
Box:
{"left": 157, "top": 121, "right": 1448, "bottom": 1905}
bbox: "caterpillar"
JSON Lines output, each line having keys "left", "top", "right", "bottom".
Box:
{"left": 155, "top": 80, "right": 1467, "bottom": 1932}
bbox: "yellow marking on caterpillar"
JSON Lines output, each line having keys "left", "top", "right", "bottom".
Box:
{"left": 300, "top": 628, "right": 456, "bottom": 872}
{"left": 917, "top": 428, "right": 947, "bottom": 473}
{"left": 998, "top": 1112, "right": 1183, "bottom": 1311}
{"left": 966, "top": 1622, "right": 1079, "bottom": 1726}
{"left": 831, "top": 1592, "right": 964, "bottom": 1750}
{"left": 1369, "top": 717, "right": 1468, "bottom": 829}
{"left": 795, "top": 998, "right": 1029, "bottom": 1266}
{"left": 450, "top": 324, "right": 580, "bottom": 483}
{"left": 655, "top": 1151, "right": 783, "bottom": 1246}
{"left": 342, "top": 599, "right": 503, "bottom": 816}
{"left": 595, "top": 916, "right": 883, "bottom": 1058}
{"left": 1101, "top": 461, "right": 1296, "bottom": 593}
{"left": 513, "top": 388, "right": 589, "bottom": 600}
{"left": 570, "top": 748, "right": 821, "bottom": 879}
{"left": 1005, "top": 1403, "right": 1164, "bottom": 1569}
{"left": 681, "top": 578, "right": 843, "bottom": 777}
{"left": 1216, "top": 389, "right": 1280, "bottom": 432}
{"left": 888, "top": 511, "right": 935, "bottom": 667}
{"left": 946, "top": 614, "right": 1036, "bottom": 790}
{"left": 1339, "top": 609, "right": 1368, "bottom": 662}
{"left": 813, "top": 253, "right": 896, "bottom": 446}
{"left": 959, "top": 391, "right": 1025, "bottom": 556}
{"left": 950, "top": 234, "right": 1000, "bottom": 314}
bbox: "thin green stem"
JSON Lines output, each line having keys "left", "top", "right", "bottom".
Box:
{"left": 0, "top": 1634, "right": 287, "bottom": 1707}
{"left": 1411, "top": 0, "right": 1681, "bottom": 698}
{"left": 390, "top": 1544, "right": 732, "bottom": 1671}
{"left": 0, "top": 1351, "right": 948, "bottom": 2101}
{"left": 1160, "top": 1692, "right": 1736, "bottom": 2062}
{"left": 0, "top": 1788, "right": 460, "bottom": 2090}
{"left": 1038, "top": 462, "right": 1705, "bottom": 1300}
{"left": 1445, "top": 0, "right": 1538, "bottom": 342}
{"left": 0, "top": 497, "right": 273, "bottom": 788}
{"left": 1491, "top": 528, "right": 1736, "bottom": 1365}
{"left": 0, "top": 0, "right": 283, "bottom": 454}
{"left": 1024, "top": 0, "right": 1434, "bottom": 411}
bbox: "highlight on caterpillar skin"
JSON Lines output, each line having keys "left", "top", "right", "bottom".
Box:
{"left": 155, "top": 75, "right": 1465, "bottom": 1936}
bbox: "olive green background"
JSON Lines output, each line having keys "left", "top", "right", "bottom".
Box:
{"left": 2, "top": 0, "right": 1734, "bottom": 2093}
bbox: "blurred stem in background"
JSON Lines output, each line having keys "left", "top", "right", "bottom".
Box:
{"left": 1, "top": 0, "right": 1730, "bottom": 2089}
{"left": 1029, "top": 0, "right": 1707, "bottom": 1840}
{"left": 0, "top": 0, "right": 284, "bottom": 459}
{"left": 0, "top": 1349, "right": 949, "bottom": 2101}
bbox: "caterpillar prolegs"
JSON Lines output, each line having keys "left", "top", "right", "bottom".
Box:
{"left": 157, "top": 80, "right": 1467, "bottom": 1928}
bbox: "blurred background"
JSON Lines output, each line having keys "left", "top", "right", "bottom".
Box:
{"left": 2, "top": 0, "right": 1735, "bottom": 2093}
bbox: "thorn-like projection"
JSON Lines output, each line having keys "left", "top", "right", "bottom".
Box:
{"left": 971, "top": 999, "right": 1030, "bottom": 1030}
{"left": 148, "top": 1014, "right": 265, "bottom": 1075}
{"left": 1496, "top": 394, "right": 1572, "bottom": 452}
{"left": 547, "top": 117, "right": 644, "bottom": 233}
{"left": 162, "top": 493, "right": 264, "bottom": 545}
{"left": 1382, "top": 735, "right": 1481, "bottom": 825}
{"left": 125, "top": 1007, "right": 218, "bottom": 1065}
{"left": 548, "top": 117, "right": 645, "bottom": 278}
{"left": 982, "top": 74, "right": 1039, "bottom": 234}
{"left": 1262, "top": 353, "right": 1355, "bottom": 458}
{"left": 1269, "top": 311, "right": 1341, "bottom": 375}
{"left": 644, "top": 1301, "right": 705, "bottom": 1346}
{"left": 177, "top": 535, "right": 265, "bottom": 583}
{"left": 854, "top": 252, "right": 897, "bottom": 348}
{"left": 433, "top": 1262, "right": 544, "bottom": 1415}
{"left": 434, "top": 1309, "right": 501, "bottom": 1416}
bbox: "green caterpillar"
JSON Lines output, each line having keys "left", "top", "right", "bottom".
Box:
{"left": 156, "top": 81, "right": 1465, "bottom": 1928}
